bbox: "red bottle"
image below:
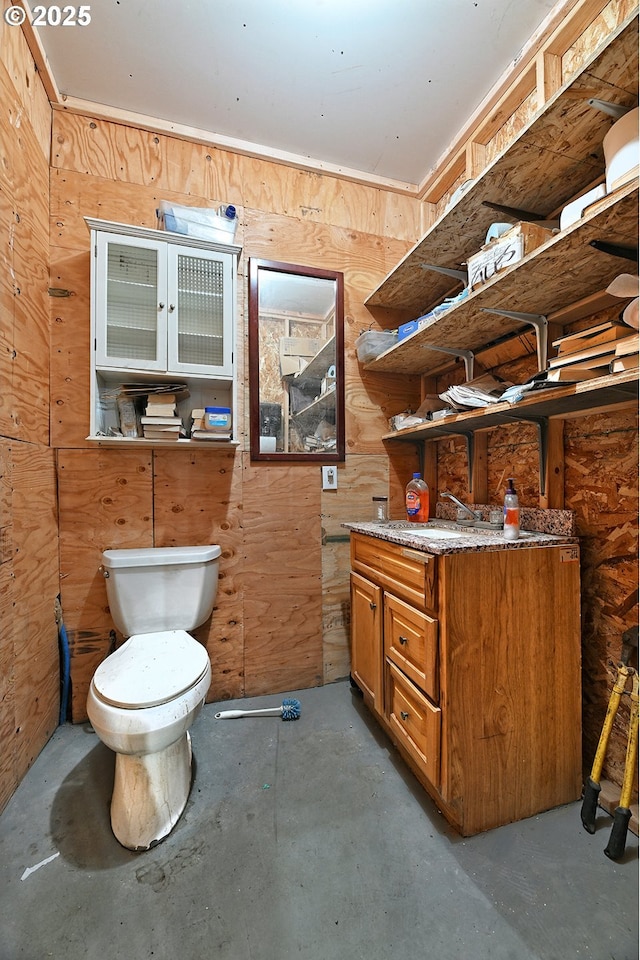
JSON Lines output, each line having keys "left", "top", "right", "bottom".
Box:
{"left": 405, "top": 473, "right": 429, "bottom": 523}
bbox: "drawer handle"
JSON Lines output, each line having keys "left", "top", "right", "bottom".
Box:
{"left": 369, "top": 601, "right": 377, "bottom": 610}
{"left": 398, "top": 635, "right": 408, "bottom": 645}
{"left": 400, "top": 711, "right": 410, "bottom": 721}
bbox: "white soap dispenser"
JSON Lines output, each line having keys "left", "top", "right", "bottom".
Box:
{"left": 503, "top": 478, "right": 520, "bottom": 540}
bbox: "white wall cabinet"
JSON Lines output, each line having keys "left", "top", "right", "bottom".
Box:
{"left": 86, "top": 218, "right": 240, "bottom": 444}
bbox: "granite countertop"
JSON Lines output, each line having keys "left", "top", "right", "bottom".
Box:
{"left": 342, "top": 519, "right": 577, "bottom": 556}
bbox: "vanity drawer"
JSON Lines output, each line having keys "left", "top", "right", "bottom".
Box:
{"left": 384, "top": 592, "right": 438, "bottom": 702}
{"left": 387, "top": 660, "right": 441, "bottom": 787}
{"left": 351, "top": 533, "right": 437, "bottom": 610}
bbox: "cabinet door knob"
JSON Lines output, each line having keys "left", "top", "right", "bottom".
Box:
{"left": 369, "top": 601, "right": 377, "bottom": 611}
{"left": 158, "top": 302, "right": 165, "bottom": 310}
{"left": 399, "top": 635, "right": 408, "bottom": 645}
{"left": 400, "top": 711, "right": 410, "bottom": 721}
{"left": 168, "top": 303, "right": 175, "bottom": 312}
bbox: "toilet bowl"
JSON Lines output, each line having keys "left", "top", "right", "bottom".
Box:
{"left": 87, "top": 545, "right": 220, "bottom": 850}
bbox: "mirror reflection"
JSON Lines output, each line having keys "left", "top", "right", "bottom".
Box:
{"left": 249, "top": 259, "right": 344, "bottom": 461}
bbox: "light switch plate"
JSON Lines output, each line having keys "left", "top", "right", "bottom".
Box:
{"left": 322, "top": 465, "right": 338, "bottom": 490}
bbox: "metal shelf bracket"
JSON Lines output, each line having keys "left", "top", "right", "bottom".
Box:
{"left": 481, "top": 308, "right": 548, "bottom": 372}
{"left": 587, "top": 98, "right": 632, "bottom": 119}
{"left": 420, "top": 344, "right": 475, "bottom": 381}
{"left": 500, "top": 413, "right": 549, "bottom": 495}
{"left": 420, "top": 263, "right": 467, "bottom": 283}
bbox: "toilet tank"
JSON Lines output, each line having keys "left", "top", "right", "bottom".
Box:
{"left": 102, "top": 545, "right": 221, "bottom": 636}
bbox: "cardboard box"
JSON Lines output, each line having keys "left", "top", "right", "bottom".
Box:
{"left": 279, "top": 337, "right": 323, "bottom": 376}
{"left": 467, "top": 221, "right": 553, "bottom": 290}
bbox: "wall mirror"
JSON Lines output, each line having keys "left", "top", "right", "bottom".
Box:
{"left": 249, "top": 258, "right": 345, "bottom": 461}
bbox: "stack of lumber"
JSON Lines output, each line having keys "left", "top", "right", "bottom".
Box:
{"left": 141, "top": 394, "right": 182, "bottom": 440}
{"left": 547, "top": 322, "right": 638, "bottom": 381}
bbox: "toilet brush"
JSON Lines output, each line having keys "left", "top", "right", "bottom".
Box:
{"left": 214, "top": 698, "right": 301, "bottom": 721}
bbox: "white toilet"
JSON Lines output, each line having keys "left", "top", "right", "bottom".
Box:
{"left": 87, "top": 545, "right": 220, "bottom": 850}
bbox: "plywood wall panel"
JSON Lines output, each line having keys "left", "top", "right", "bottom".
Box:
{"left": 0, "top": 440, "right": 16, "bottom": 810}
{"left": 0, "top": 20, "right": 57, "bottom": 812}
{"left": 57, "top": 448, "right": 153, "bottom": 720}
{"left": 243, "top": 591, "right": 323, "bottom": 696}
{"left": 49, "top": 247, "right": 92, "bottom": 447}
{"left": 10, "top": 441, "right": 59, "bottom": 780}
{"left": 320, "top": 455, "right": 390, "bottom": 682}
{"left": 51, "top": 113, "right": 421, "bottom": 241}
{"left": 0, "top": 4, "right": 50, "bottom": 157}
{"left": 242, "top": 460, "right": 323, "bottom": 695}
{"left": 564, "top": 409, "right": 638, "bottom": 786}
{"left": 562, "top": 0, "right": 637, "bottom": 80}
{"left": 0, "top": 62, "right": 50, "bottom": 445}
{"left": 0, "top": 559, "right": 17, "bottom": 811}
{"left": 153, "top": 448, "right": 245, "bottom": 701}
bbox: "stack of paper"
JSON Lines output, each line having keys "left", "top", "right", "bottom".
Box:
{"left": 439, "top": 374, "right": 510, "bottom": 410}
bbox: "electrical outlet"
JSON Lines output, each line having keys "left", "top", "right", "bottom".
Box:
{"left": 322, "top": 465, "right": 338, "bottom": 490}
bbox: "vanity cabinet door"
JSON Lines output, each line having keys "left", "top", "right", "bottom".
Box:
{"left": 384, "top": 593, "right": 438, "bottom": 702}
{"left": 350, "top": 572, "right": 383, "bottom": 715}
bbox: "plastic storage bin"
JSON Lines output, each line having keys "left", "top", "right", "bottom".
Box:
{"left": 355, "top": 330, "right": 398, "bottom": 362}
{"left": 157, "top": 200, "right": 238, "bottom": 244}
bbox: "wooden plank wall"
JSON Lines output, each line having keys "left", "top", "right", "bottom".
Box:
{"left": 0, "top": 4, "right": 59, "bottom": 813}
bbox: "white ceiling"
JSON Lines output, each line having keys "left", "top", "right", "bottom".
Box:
{"left": 34, "top": 0, "right": 560, "bottom": 188}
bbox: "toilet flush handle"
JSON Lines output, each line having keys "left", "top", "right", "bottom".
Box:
{"left": 101, "top": 566, "right": 110, "bottom": 578}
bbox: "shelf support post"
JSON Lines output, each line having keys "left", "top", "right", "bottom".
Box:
{"left": 481, "top": 308, "right": 548, "bottom": 371}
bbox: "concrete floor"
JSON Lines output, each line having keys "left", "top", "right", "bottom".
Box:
{"left": 0, "top": 680, "right": 637, "bottom": 960}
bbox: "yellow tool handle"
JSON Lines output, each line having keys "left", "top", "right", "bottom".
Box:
{"left": 604, "top": 670, "right": 639, "bottom": 860}
{"left": 581, "top": 662, "right": 633, "bottom": 834}
{"left": 589, "top": 664, "right": 633, "bottom": 783}
{"left": 619, "top": 670, "right": 639, "bottom": 810}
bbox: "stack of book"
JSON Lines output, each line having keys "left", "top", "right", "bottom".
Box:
{"left": 610, "top": 333, "right": 639, "bottom": 374}
{"left": 547, "top": 321, "right": 636, "bottom": 381}
{"left": 189, "top": 408, "right": 231, "bottom": 441}
{"left": 141, "top": 394, "right": 183, "bottom": 440}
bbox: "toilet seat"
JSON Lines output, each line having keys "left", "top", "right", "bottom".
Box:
{"left": 93, "top": 630, "right": 210, "bottom": 709}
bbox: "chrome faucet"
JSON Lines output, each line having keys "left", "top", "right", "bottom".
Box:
{"left": 440, "top": 491, "right": 480, "bottom": 523}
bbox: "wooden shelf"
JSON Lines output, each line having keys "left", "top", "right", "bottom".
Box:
{"left": 292, "top": 384, "right": 336, "bottom": 419}
{"left": 365, "top": 182, "right": 638, "bottom": 376}
{"left": 295, "top": 335, "right": 335, "bottom": 381}
{"left": 87, "top": 435, "right": 240, "bottom": 448}
{"left": 366, "top": 15, "right": 638, "bottom": 316}
{"left": 382, "top": 370, "right": 639, "bottom": 444}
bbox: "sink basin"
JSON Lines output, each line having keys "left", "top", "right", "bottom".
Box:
{"left": 403, "top": 527, "right": 465, "bottom": 540}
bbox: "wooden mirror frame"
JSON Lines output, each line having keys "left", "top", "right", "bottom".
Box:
{"left": 248, "top": 258, "right": 345, "bottom": 462}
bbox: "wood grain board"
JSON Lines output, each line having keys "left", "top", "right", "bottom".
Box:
{"left": 0, "top": 27, "right": 58, "bottom": 814}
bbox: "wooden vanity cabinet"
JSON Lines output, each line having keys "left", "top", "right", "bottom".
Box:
{"left": 349, "top": 532, "right": 582, "bottom": 836}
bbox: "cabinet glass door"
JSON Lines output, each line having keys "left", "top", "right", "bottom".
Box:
{"left": 95, "top": 234, "right": 167, "bottom": 370}
{"left": 167, "top": 248, "right": 234, "bottom": 377}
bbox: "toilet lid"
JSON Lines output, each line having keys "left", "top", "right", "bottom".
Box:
{"left": 93, "top": 630, "right": 210, "bottom": 708}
